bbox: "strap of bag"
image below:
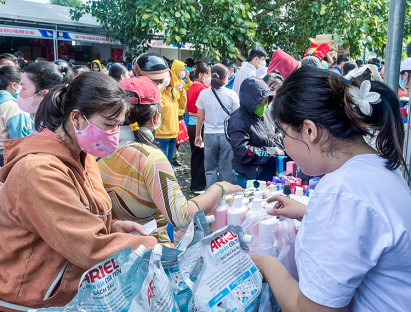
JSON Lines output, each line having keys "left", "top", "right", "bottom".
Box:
{"left": 211, "top": 88, "right": 230, "bottom": 116}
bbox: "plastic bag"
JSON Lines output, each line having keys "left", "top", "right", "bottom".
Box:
{"left": 143, "top": 245, "right": 196, "bottom": 312}
{"left": 273, "top": 218, "right": 298, "bottom": 280}
{"left": 177, "top": 210, "right": 213, "bottom": 251}
{"left": 132, "top": 244, "right": 179, "bottom": 311}
{"left": 31, "top": 246, "right": 148, "bottom": 312}
{"left": 178, "top": 225, "right": 262, "bottom": 312}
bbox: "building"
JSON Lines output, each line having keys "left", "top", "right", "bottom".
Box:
{"left": 0, "top": 0, "right": 195, "bottom": 62}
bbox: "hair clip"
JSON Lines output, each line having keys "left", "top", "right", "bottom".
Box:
{"left": 129, "top": 122, "right": 139, "bottom": 131}
{"left": 348, "top": 80, "right": 381, "bottom": 116}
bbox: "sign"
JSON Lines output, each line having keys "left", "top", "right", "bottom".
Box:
{"left": 150, "top": 40, "right": 193, "bottom": 50}
{"left": 0, "top": 25, "right": 54, "bottom": 39}
{"left": 57, "top": 31, "right": 119, "bottom": 44}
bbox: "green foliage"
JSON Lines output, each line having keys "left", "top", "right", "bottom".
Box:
{"left": 50, "top": 0, "right": 82, "bottom": 9}
{"left": 72, "top": 0, "right": 410, "bottom": 60}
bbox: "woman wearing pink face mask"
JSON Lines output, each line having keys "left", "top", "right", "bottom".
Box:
{"left": 0, "top": 72, "right": 157, "bottom": 311}
{"left": 17, "top": 61, "right": 70, "bottom": 134}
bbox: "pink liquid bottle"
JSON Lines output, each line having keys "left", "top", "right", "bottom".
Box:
{"left": 212, "top": 198, "right": 229, "bottom": 232}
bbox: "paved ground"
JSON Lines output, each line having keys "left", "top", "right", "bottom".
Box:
{"left": 174, "top": 141, "right": 196, "bottom": 199}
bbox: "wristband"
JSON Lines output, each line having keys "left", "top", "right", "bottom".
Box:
{"left": 215, "top": 183, "right": 225, "bottom": 197}
{"left": 189, "top": 199, "right": 200, "bottom": 211}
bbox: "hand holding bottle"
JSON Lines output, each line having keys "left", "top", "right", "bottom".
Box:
{"left": 266, "top": 195, "right": 306, "bottom": 221}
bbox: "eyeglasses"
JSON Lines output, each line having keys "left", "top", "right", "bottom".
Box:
{"left": 273, "top": 123, "right": 292, "bottom": 152}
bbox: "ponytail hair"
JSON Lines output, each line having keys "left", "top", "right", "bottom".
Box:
{"left": 211, "top": 64, "right": 229, "bottom": 89}
{"left": 125, "top": 90, "right": 160, "bottom": 148}
{"left": 274, "top": 66, "right": 407, "bottom": 173}
{"left": 35, "top": 72, "right": 129, "bottom": 140}
{"left": 193, "top": 63, "right": 211, "bottom": 80}
{"left": 25, "top": 61, "right": 72, "bottom": 93}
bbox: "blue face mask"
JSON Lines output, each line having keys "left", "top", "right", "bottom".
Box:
{"left": 399, "top": 77, "right": 406, "bottom": 90}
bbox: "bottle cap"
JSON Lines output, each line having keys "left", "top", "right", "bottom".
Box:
{"left": 258, "top": 180, "right": 268, "bottom": 191}
{"left": 135, "top": 245, "right": 148, "bottom": 256}
{"left": 254, "top": 191, "right": 264, "bottom": 200}
{"left": 206, "top": 215, "right": 216, "bottom": 224}
{"left": 232, "top": 195, "right": 243, "bottom": 207}
{"left": 243, "top": 234, "right": 253, "bottom": 243}
{"left": 283, "top": 185, "right": 292, "bottom": 196}
{"left": 153, "top": 244, "right": 162, "bottom": 253}
{"left": 295, "top": 186, "right": 304, "bottom": 196}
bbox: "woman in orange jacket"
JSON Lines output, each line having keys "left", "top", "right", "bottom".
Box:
{"left": 0, "top": 72, "right": 156, "bottom": 311}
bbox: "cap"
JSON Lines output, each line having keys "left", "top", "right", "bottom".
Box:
{"left": 120, "top": 76, "right": 162, "bottom": 106}
{"left": 400, "top": 58, "right": 411, "bottom": 72}
{"left": 133, "top": 53, "right": 170, "bottom": 81}
{"left": 206, "top": 215, "right": 216, "bottom": 224}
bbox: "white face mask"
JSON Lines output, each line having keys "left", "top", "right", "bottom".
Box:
{"left": 259, "top": 60, "right": 266, "bottom": 68}
{"left": 203, "top": 76, "right": 211, "bottom": 85}
{"left": 93, "top": 68, "right": 100, "bottom": 72}
{"left": 179, "top": 70, "right": 186, "bottom": 78}
{"left": 152, "top": 111, "right": 161, "bottom": 130}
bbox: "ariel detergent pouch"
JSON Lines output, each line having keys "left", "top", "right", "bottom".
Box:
{"left": 177, "top": 210, "right": 214, "bottom": 251}
{"left": 131, "top": 244, "right": 179, "bottom": 311}
{"left": 31, "top": 246, "right": 148, "bottom": 312}
{"left": 178, "top": 225, "right": 262, "bottom": 312}
{"left": 143, "top": 245, "right": 196, "bottom": 312}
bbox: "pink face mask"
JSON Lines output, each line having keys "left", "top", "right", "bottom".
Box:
{"left": 16, "top": 92, "right": 42, "bottom": 114}
{"left": 73, "top": 115, "right": 120, "bottom": 157}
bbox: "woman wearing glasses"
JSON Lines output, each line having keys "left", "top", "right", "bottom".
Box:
{"left": 226, "top": 76, "right": 283, "bottom": 188}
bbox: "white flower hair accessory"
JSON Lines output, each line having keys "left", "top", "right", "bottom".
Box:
{"left": 348, "top": 80, "right": 381, "bottom": 116}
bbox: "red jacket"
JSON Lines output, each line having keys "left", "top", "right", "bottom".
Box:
{"left": 186, "top": 81, "right": 209, "bottom": 115}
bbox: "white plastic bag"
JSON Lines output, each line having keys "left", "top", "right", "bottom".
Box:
{"left": 131, "top": 244, "right": 179, "bottom": 311}
{"left": 32, "top": 246, "right": 148, "bottom": 312}
{"left": 177, "top": 210, "right": 213, "bottom": 251}
{"left": 178, "top": 225, "right": 262, "bottom": 312}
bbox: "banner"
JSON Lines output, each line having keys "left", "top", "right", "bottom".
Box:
{"left": 0, "top": 25, "right": 54, "bottom": 39}
{"left": 57, "top": 31, "right": 119, "bottom": 44}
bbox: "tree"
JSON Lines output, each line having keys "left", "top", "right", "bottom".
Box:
{"left": 72, "top": 0, "right": 410, "bottom": 60}
{"left": 50, "top": 0, "right": 82, "bottom": 9}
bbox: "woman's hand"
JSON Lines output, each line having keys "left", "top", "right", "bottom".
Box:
{"left": 175, "top": 83, "right": 184, "bottom": 91}
{"left": 194, "top": 136, "right": 203, "bottom": 148}
{"left": 266, "top": 195, "right": 306, "bottom": 221}
{"left": 185, "top": 70, "right": 190, "bottom": 81}
{"left": 111, "top": 220, "right": 148, "bottom": 235}
{"left": 215, "top": 181, "right": 244, "bottom": 195}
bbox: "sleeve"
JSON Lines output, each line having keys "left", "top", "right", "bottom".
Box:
{"left": 6, "top": 113, "right": 30, "bottom": 139}
{"left": 297, "top": 192, "right": 392, "bottom": 308}
{"left": 178, "top": 88, "right": 187, "bottom": 111}
{"left": 184, "top": 79, "right": 193, "bottom": 92}
{"left": 227, "top": 118, "right": 277, "bottom": 166}
{"left": 13, "top": 156, "right": 157, "bottom": 270}
{"left": 196, "top": 90, "right": 205, "bottom": 110}
{"left": 143, "top": 149, "right": 193, "bottom": 228}
{"left": 231, "top": 92, "right": 240, "bottom": 112}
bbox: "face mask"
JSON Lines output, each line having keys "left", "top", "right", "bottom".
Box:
{"left": 163, "top": 76, "right": 171, "bottom": 87}
{"left": 259, "top": 60, "right": 266, "bottom": 68}
{"left": 93, "top": 68, "right": 100, "bottom": 72}
{"left": 400, "top": 77, "right": 406, "bottom": 90}
{"left": 203, "top": 76, "right": 211, "bottom": 85}
{"left": 72, "top": 115, "right": 120, "bottom": 157}
{"left": 179, "top": 70, "right": 186, "bottom": 79}
{"left": 253, "top": 103, "right": 268, "bottom": 117}
{"left": 152, "top": 111, "right": 161, "bottom": 130}
{"left": 16, "top": 92, "right": 42, "bottom": 114}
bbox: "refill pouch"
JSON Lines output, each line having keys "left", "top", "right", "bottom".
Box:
{"left": 143, "top": 245, "right": 196, "bottom": 312}
{"left": 131, "top": 244, "right": 178, "bottom": 311}
{"left": 178, "top": 225, "right": 262, "bottom": 312}
{"left": 177, "top": 210, "right": 214, "bottom": 251}
{"left": 31, "top": 246, "right": 148, "bottom": 312}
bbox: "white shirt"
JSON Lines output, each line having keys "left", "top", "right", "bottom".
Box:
{"left": 232, "top": 63, "right": 257, "bottom": 95}
{"left": 196, "top": 87, "right": 239, "bottom": 134}
{"left": 296, "top": 154, "right": 411, "bottom": 311}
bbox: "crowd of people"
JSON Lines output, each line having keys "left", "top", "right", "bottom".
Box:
{"left": 0, "top": 40, "right": 410, "bottom": 311}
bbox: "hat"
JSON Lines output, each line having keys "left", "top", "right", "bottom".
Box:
{"left": 301, "top": 56, "right": 322, "bottom": 69}
{"left": 120, "top": 76, "right": 162, "bottom": 106}
{"left": 400, "top": 58, "right": 411, "bottom": 72}
{"left": 133, "top": 53, "right": 170, "bottom": 81}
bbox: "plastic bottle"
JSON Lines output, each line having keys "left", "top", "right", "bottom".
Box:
{"left": 246, "top": 198, "right": 264, "bottom": 235}
{"left": 212, "top": 198, "right": 229, "bottom": 232}
{"left": 258, "top": 217, "right": 278, "bottom": 246}
{"left": 227, "top": 195, "right": 248, "bottom": 226}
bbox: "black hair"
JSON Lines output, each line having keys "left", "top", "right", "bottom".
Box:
{"left": 263, "top": 73, "right": 283, "bottom": 87}
{"left": 25, "top": 61, "right": 71, "bottom": 93}
{"left": 343, "top": 61, "right": 357, "bottom": 76}
{"left": 35, "top": 72, "right": 129, "bottom": 140}
{"left": 109, "top": 63, "right": 128, "bottom": 81}
{"left": 247, "top": 47, "right": 267, "bottom": 62}
{"left": 125, "top": 90, "right": 159, "bottom": 148}
{"left": 73, "top": 65, "right": 91, "bottom": 76}
{"left": 221, "top": 58, "right": 236, "bottom": 71}
{"left": 336, "top": 55, "right": 349, "bottom": 65}
{"left": 273, "top": 66, "right": 407, "bottom": 173}
{"left": 0, "top": 65, "right": 22, "bottom": 90}
{"left": 185, "top": 58, "right": 195, "bottom": 68}
{"left": 355, "top": 59, "right": 364, "bottom": 67}
{"left": 368, "top": 57, "right": 381, "bottom": 68}
{"left": 14, "top": 51, "right": 24, "bottom": 58}
{"left": 54, "top": 60, "right": 75, "bottom": 83}
{"left": 0, "top": 53, "right": 17, "bottom": 65}
{"left": 211, "top": 64, "right": 229, "bottom": 89}
{"left": 16, "top": 59, "right": 26, "bottom": 69}
{"left": 35, "top": 57, "right": 47, "bottom": 62}
{"left": 193, "top": 63, "right": 211, "bottom": 80}
{"left": 351, "top": 68, "right": 372, "bottom": 87}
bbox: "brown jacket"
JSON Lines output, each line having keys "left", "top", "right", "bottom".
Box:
{"left": 0, "top": 130, "right": 157, "bottom": 311}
